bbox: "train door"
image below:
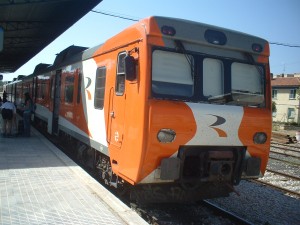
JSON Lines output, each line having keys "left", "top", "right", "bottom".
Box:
{"left": 52, "top": 69, "right": 61, "bottom": 135}
{"left": 108, "top": 52, "right": 127, "bottom": 148}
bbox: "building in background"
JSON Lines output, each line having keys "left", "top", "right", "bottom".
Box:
{"left": 271, "top": 73, "right": 300, "bottom": 124}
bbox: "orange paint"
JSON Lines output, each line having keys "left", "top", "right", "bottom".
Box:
{"left": 238, "top": 107, "right": 272, "bottom": 173}
{"left": 140, "top": 100, "right": 197, "bottom": 180}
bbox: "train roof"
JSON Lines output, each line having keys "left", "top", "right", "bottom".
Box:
{"left": 38, "top": 44, "right": 103, "bottom": 74}
{"left": 144, "top": 16, "right": 269, "bottom": 56}
{"left": 10, "top": 16, "right": 269, "bottom": 81}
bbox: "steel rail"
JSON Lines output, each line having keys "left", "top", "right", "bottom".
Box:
{"left": 200, "top": 200, "right": 253, "bottom": 225}
{"left": 270, "top": 150, "right": 300, "bottom": 160}
{"left": 253, "top": 180, "right": 300, "bottom": 198}
{"left": 269, "top": 156, "right": 300, "bottom": 166}
{"left": 271, "top": 145, "right": 300, "bottom": 154}
{"left": 266, "top": 168, "right": 300, "bottom": 181}
{"left": 271, "top": 141, "right": 299, "bottom": 148}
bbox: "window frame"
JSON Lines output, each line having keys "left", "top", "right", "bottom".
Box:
{"left": 36, "top": 78, "right": 48, "bottom": 100}
{"left": 77, "top": 72, "right": 82, "bottom": 104}
{"left": 116, "top": 52, "right": 126, "bottom": 96}
{"left": 94, "top": 67, "right": 107, "bottom": 110}
{"left": 150, "top": 47, "right": 266, "bottom": 108}
{"left": 64, "top": 75, "right": 74, "bottom": 104}
{"left": 152, "top": 49, "right": 195, "bottom": 98}
{"left": 272, "top": 89, "right": 278, "bottom": 99}
{"left": 287, "top": 108, "right": 295, "bottom": 119}
{"left": 203, "top": 58, "right": 224, "bottom": 97}
{"left": 289, "top": 89, "right": 296, "bottom": 99}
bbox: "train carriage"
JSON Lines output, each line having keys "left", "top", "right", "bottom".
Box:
{"left": 5, "top": 16, "right": 271, "bottom": 203}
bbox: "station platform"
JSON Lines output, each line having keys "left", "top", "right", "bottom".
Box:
{"left": 0, "top": 126, "right": 148, "bottom": 225}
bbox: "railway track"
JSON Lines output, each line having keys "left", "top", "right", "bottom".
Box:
{"left": 257, "top": 141, "right": 300, "bottom": 198}
{"left": 266, "top": 168, "right": 300, "bottom": 181}
{"left": 270, "top": 150, "right": 300, "bottom": 160}
{"left": 271, "top": 144, "right": 300, "bottom": 154}
{"left": 269, "top": 156, "right": 300, "bottom": 166}
{"left": 254, "top": 179, "right": 300, "bottom": 198}
{"left": 130, "top": 201, "right": 253, "bottom": 225}
{"left": 271, "top": 132, "right": 298, "bottom": 144}
{"left": 269, "top": 144, "right": 300, "bottom": 167}
{"left": 200, "top": 200, "right": 253, "bottom": 225}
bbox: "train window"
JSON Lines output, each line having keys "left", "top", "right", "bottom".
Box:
{"left": 16, "top": 84, "right": 22, "bottom": 103}
{"left": 231, "top": 62, "right": 264, "bottom": 105}
{"left": 152, "top": 50, "right": 194, "bottom": 97}
{"left": 203, "top": 58, "right": 224, "bottom": 97}
{"left": 37, "top": 80, "right": 47, "bottom": 99}
{"left": 77, "top": 72, "right": 82, "bottom": 104}
{"left": 64, "top": 76, "right": 74, "bottom": 103}
{"left": 50, "top": 78, "right": 55, "bottom": 99}
{"left": 116, "top": 52, "right": 126, "bottom": 95}
{"left": 23, "top": 85, "right": 30, "bottom": 98}
{"left": 94, "top": 67, "right": 106, "bottom": 109}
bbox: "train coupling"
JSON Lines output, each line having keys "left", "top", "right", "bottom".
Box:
{"left": 159, "top": 146, "right": 247, "bottom": 184}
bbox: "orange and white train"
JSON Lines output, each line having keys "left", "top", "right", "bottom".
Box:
{"left": 5, "top": 16, "right": 272, "bottom": 203}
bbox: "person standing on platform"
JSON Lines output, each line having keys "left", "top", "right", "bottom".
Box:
{"left": 0, "top": 100, "right": 16, "bottom": 137}
{"left": 3, "top": 90, "right": 7, "bottom": 103}
{"left": 20, "top": 92, "right": 33, "bottom": 137}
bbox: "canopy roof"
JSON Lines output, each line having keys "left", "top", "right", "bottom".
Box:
{"left": 0, "top": 0, "right": 102, "bottom": 73}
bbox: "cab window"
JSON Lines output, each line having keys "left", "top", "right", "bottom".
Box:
{"left": 116, "top": 52, "right": 126, "bottom": 95}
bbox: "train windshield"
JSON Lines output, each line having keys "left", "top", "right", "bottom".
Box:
{"left": 151, "top": 49, "right": 265, "bottom": 108}
{"left": 152, "top": 50, "right": 194, "bottom": 97}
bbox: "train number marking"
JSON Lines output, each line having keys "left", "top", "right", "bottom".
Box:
{"left": 114, "top": 131, "right": 119, "bottom": 142}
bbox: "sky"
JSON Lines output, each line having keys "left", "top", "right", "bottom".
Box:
{"left": 2, "top": 0, "right": 300, "bottom": 81}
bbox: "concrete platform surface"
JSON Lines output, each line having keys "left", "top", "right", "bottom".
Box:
{"left": 0, "top": 127, "right": 148, "bottom": 225}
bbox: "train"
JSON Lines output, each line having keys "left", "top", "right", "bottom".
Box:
{"left": 4, "top": 16, "right": 272, "bottom": 203}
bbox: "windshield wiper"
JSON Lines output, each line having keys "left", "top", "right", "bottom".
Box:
{"left": 244, "top": 52, "right": 264, "bottom": 76}
{"left": 208, "top": 92, "right": 233, "bottom": 104}
{"left": 232, "top": 89, "right": 263, "bottom": 96}
{"left": 174, "top": 40, "right": 194, "bottom": 81}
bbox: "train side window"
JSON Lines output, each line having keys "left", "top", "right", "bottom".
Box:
{"left": 50, "top": 78, "right": 54, "bottom": 99}
{"left": 116, "top": 52, "right": 126, "bottom": 95}
{"left": 77, "top": 72, "right": 82, "bottom": 104}
{"left": 94, "top": 67, "right": 106, "bottom": 109}
{"left": 37, "top": 80, "right": 47, "bottom": 99}
{"left": 64, "top": 76, "right": 74, "bottom": 103}
{"left": 203, "top": 58, "right": 224, "bottom": 97}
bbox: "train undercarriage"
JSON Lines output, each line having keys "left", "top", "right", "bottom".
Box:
{"left": 34, "top": 117, "right": 252, "bottom": 203}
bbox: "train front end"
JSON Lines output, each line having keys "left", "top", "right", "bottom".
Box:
{"left": 132, "top": 16, "right": 271, "bottom": 203}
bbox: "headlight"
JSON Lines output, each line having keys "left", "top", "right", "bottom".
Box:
{"left": 253, "top": 132, "right": 267, "bottom": 144}
{"left": 157, "top": 129, "right": 176, "bottom": 143}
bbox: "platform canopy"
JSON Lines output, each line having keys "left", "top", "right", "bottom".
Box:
{"left": 0, "top": 0, "right": 102, "bottom": 73}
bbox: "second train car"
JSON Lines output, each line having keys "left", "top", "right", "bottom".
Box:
{"left": 5, "top": 16, "right": 272, "bottom": 203}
